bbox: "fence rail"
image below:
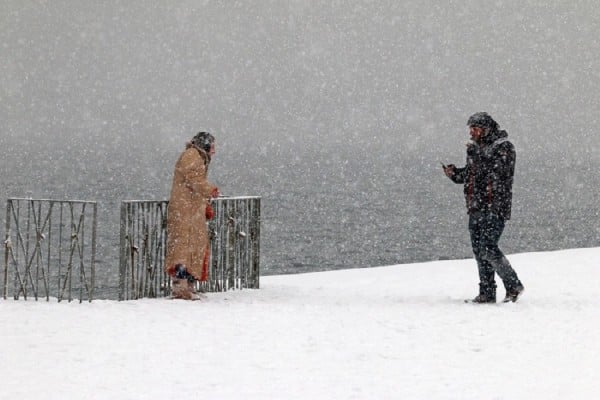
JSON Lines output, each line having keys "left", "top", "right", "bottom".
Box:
{"left": 118, "top": 196, "right": 260, "bottom": 300}
{"left": 3, "top": 198, "right": 97, "bottom": 302}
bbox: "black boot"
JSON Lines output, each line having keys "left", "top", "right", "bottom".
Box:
{"left": 470, "top": 283, "right": 497, "bottom": 303}
{"left": 502, "top": 284, "right": 525, "bottom": 303}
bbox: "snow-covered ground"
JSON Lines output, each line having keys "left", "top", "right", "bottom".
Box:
{"left": 2, "top": 247, "right": 599, "bottom": 400}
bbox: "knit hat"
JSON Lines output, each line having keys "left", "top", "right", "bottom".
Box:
{"left": 191, "top": 132, "right": 215, "bottom": 153}
{"left": 467, "top": 112, "right": 498, "bottom": 130}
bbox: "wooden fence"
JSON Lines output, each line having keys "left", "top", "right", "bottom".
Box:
{"left": 118, "top": 196, "right": 261, "bottom": 300}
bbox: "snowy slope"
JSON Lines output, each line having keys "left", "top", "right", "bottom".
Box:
{"left": 1, "top": 247, "right": 599, "bottom": 400}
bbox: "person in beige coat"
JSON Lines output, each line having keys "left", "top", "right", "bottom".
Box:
{"left": 165, "top": 132, "right": 219, "bottom": 299}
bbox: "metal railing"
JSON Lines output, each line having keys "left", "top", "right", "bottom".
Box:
{"left": 2, "top": 196, "right": 260, "bottom": 302}
{"left": 118, "top": 200, "right": 169, "bottom": 300}
{"left": 3, "top": 198, "right": 97, "bottom": 302}
{"left": 119, "top": 196, "right": 260, "bottom": 300}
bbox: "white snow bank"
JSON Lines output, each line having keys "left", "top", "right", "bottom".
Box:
{"left": 1, "top": 247, "right": 599, "bottom": 400}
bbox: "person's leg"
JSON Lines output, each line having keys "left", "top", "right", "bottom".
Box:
{"left": 479, "top": 214, "right": 524, "bottom": 297}
{"left": 469, "top": 212, "right": 496, "bottom": 301}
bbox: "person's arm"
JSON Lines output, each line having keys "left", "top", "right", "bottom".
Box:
{"left": 443, "top": 161, "right": 468, "bottom": 184}
{"left": 448, "top": 164, "right": 468, "bottom": 183}
{"left": 179, "top": 149, "right": 217, "bottom": 200}
{"left": 444, "top": 142, "right": 477, "bottom": 183}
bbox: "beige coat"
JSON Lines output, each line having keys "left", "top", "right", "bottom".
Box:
{"left": 165, "top": 146, "right": 217, "bottom": 280}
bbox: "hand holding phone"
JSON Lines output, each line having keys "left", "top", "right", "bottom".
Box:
{"left": 441, "top": 162, "right": 454, "bottom": 177}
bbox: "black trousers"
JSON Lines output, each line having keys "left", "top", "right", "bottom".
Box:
{"left": 469, "top": 211, "right": 522, "bottom": 292}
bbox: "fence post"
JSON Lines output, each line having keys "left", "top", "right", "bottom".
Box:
{"left": 251, "top": 197, "right": 261, "bottom": 289}
{"left": 3, "top": 200, "right": 10, "bottom": 299}
{"left": 118, "top": 202, "right": 127, "bottom": 301}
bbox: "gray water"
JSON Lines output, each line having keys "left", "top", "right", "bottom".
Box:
{"left": 2, "top": 143, "right": 598, "bottom": 279}
{"left": 2, "top": 1, "right": 600, "bottom": 295}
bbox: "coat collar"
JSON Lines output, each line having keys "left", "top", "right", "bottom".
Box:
{"left": 481, "top": 129, "right": 508, "bottom": 146}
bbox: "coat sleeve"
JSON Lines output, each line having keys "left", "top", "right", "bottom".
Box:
{"left": 450, "top": 165, "right": 468, "bottom": 184}
{"left": 449, "top": 142, "right": 478, "bottom": 184}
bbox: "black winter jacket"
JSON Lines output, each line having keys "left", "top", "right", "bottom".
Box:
{"left": 450, "top": 129, "right": 516, "bottom": 220}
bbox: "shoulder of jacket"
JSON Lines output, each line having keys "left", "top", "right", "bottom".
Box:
{"left": 183, "top": 147, "right": 208, "bottom": 160}
{"left": 492, "top": 137, "right": 513, "bottom": 149}
{"left": 178, "top": 147, "right": 206, "bottom": 168}
{"left": 494, "top": 140, "right": 515, "bottom": 159}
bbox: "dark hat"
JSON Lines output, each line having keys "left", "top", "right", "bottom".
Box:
{"left": 467, "top": 112, "right": 498, "bottom": 130}
{"left": 191, "top": 131, "right": 215, "bottom": 153}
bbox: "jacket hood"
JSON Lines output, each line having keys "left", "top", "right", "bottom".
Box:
{"left": 483, "top": 129, "right": 508, "bottom": 145}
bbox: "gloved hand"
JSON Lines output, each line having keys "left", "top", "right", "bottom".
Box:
{"left": 205, "top": 203, "right": 215, "bottom": 220}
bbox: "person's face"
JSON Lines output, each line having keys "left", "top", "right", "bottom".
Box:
{"left": 469, "top": 126, "right": 484, "bottom": 142}
{"left": 209, "top": 142, "right": 216, "bottom": 157}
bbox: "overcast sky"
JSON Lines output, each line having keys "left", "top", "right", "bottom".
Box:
{"left": 2, "top": 0, "right": 599, "bottom": 161}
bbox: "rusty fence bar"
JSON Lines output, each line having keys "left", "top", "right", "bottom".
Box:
{"left": 3, "top": 198, "right": 97, "bottom": 302}
{"left": 119, "top": 196, "right": 260, "bottom": 300}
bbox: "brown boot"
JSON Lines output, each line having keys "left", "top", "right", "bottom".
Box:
{"left": 171, "top": 278, "right": 194, "bottom": 299}
{"left": 171, "top": 278, "right": 204, "bottom": 300}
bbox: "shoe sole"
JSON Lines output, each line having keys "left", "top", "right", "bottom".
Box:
{"left": 464, "top": 299, "right": 496, "bottom": 304}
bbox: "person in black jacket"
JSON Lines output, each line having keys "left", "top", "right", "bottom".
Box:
{"left": 444, "top": 112, "right": 525, "bottom": 303}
